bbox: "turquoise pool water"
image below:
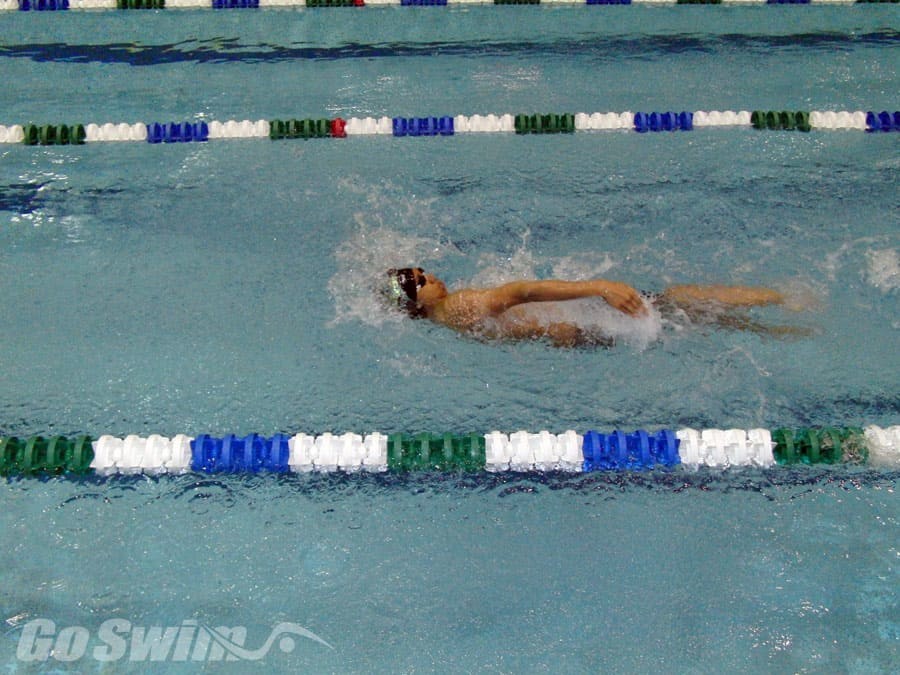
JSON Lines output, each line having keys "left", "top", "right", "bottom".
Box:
{"left": 1, "top": 7, "right": 898, "bottom": 673}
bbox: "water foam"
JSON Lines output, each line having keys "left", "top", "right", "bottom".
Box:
{"left": 465, "top": 231, "right": 664, "bottom": 349}
{"left": 331, "top": 206, "right": 665, "bottom": 349}
{"left": 865, "top": 249, "right": 899, "bottom": 293}
{"left": 327, "top": 180, "right": 457, "bottom": 329}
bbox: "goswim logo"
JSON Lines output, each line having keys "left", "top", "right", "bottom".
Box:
{"left": 16, "top": 618, "right": 333, "bottom": 662}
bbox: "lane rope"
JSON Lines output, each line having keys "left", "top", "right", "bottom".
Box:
{"left": 1, "top": 110, "right": 898, "bottom": 145}
{"left": 1, "top": 426, "right": 898, "bottom": 476}
{"left": 3, "top": 0, "right": 898, "bottom": 10}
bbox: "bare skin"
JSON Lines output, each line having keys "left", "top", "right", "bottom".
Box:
{"left": 403, "top": 269, "right": 802, "bottom": 347}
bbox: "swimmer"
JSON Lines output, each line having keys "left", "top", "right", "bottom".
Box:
{"left": 386, "top": 267, "right": 810, "bottom": 347}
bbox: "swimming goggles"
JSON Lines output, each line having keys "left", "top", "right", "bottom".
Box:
{"left": 388, "top": 267, "right": 427, "bottom": 302}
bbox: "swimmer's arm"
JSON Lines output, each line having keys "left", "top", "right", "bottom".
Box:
{"left": 483, "top": 280, "right": 647, "bottom": 317}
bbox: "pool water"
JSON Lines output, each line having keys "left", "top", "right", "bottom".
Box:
{"left": 1, "top": 7, "right": 898, "bottom": 673}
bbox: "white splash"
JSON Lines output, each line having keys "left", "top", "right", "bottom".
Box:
{"left": 329, "top": 213, "right": 663, "bottom": 348}
{"left": 327, "top": 181, "right": 457, "bottom": 328}
{"left": 866, "top": 249, "right": 899, "bottom": 293}
{"left": 469, "top": 229, "right": 617, "bottom": 288}
{"left": 468, "top": 231, "right": 663, "bottom": 349}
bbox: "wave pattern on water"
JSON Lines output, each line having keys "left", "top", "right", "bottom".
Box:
{"left": 3, "top": 466, "right": 898, "bottom": 501}
{"left": 1, "top": 31, "right": 897, "bottom": 65}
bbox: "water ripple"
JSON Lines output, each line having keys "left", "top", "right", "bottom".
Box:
{"left": 1, "top": 31, "right": 896, "bottom": 66}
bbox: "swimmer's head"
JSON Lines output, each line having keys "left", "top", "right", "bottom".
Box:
{"left": 386, "top": 267, "right": 428, "bottom": 319}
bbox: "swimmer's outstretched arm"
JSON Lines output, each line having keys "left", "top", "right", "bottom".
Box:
{"left": 482, "top": 279, "right": 646, "bottom": 317}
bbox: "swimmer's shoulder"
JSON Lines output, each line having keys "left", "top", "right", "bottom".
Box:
{"left": 432, "top": 288, "right": 495, "bottom": 330}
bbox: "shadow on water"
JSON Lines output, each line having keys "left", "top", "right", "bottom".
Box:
{"left": 0, "top": 31, "right": 896, "bottom": 65}
{"left": 4, "top": 466, "right": 897, "bottom": 505}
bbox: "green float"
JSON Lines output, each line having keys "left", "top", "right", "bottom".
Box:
{"left": 514, "top": 113, "right": 575, "bottom": 135}
{"left": 514, "top": 114, "right": 531, "bottom": 134}
{"left": 388, "top": 433, "right": 486, "bottom": 472}
{"left": 269, "top": 120, "right": 286, "bottom": 139}
{"left": 751, "top": 111, "right": 812, "bottom": 132}
{"left": 39, "top": 125, "right": 57, "bottom": 145}
{"left": 779, "top": 111, "right": 796, "bottom": 130}
{"left": 269, "top": 119, "right": 332, "bottom": 140}
{"left": 22, "top": 124, "right": 86, "bottom": 146}
{"left": 0, "top": 436, "right": 94, "bottom": 476}
{"left": 117, "top": 0, "right": 165, "bottom": 8}
{"left": 772, "top": 427, "right": 867, "bottom": 465}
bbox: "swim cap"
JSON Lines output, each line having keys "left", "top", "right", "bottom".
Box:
{"left": 386, "top": 268, "right": 427, "bottom": 319}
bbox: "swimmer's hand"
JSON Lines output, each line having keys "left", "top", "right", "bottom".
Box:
{"left": 601, "top": 282, "right": 647, "bottom": 317}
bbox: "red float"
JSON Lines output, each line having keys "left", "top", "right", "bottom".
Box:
{"left": 330, "top": 118, "right": 347, "bottom": 138}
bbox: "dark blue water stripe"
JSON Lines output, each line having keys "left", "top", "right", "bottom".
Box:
{"left": 0, "top": 31, "right": 896, "bottom": 65}
{"left": 0, "top": 183, "right": 47, "bottom": 215}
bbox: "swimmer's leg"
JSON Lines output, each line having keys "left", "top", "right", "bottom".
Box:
{"left": 660, "top": 284, "right": 786, "bottom": 309}
{"left": 712, "top": 313, "right": 815, "bottom": 339}
{"left": 658, "top": 285, "right": 814, "bottom": 339}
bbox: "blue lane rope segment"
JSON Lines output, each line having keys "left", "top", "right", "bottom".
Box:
{"left": 190, "top": 434, "right": 291, "bottom": 473}
{"left": 634, "top": 112, "right": 693, "bottom": 133}
{"left": 866, "top": 111, "right": 900, "bottom": 132}
{"left": 147, "top": 122, "right": 210, "bottom": 144}
{"left": 9, "top": 0, "right": 900, "bottom": 8}
{"left": 582, "top": 429, "right": 680, "bottom": 471}
{"left": 392, "top": 117, "right": 454, "bottom": 137}
{"left": 18, "top": 0, "right": 69, "bottom": 9}
{"left": 212, "top": 0, "right": 260, "bottom": 8}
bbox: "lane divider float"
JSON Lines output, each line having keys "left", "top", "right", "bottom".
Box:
{"left": 5, "top": 0, "right": 899, "bottom": 10}
{"left": 1, "top": 426, "right": 898, "bottom": 477}
{"left": 1, "top": 110, "right": 897, "bottom": 146}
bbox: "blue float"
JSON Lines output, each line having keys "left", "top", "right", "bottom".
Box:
{"left": 419, "top": 117, "right": 438, "bottom": 136}
{"left": 582, "top": 429, "right": 680, "bottom": 471}
{"left": 165, "top": 123, "right": 186, "bottom": 143}
{"left": 190, "top": 435, "right": 218, "bottom": 471}
{"left": 147, "top": 122, "right": 209, "bottom": 143}
{"left": 866, "top": 112, "right": 881, "bottom": 131}
{"left": 190, "top": 434, "right": 290, "bottom": 473}
{"left": 19, "top": 0, "right": 70, "bottom": 9}
{"left": 634, "top": 113, "right": 649, "bottom": 133}
{"left": 393, "top": 117, "right": 446, "bottom": 137}
{"left": 635, "top": 112, "right": 693, "bottom": 133}
{"left": 867, "top": 111, "right": 897, "bottom": 132}
{"left": 146, "top": 123, "right": 163, "bottom": 144}
{"left": 438, "top": 116, "right": 454, "bottom": 135}
{"left": 212, "top": 0, "right": 260, "bottom": 8}
{"left": 261, "top": 434, "right": 291, "bottom": 472}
